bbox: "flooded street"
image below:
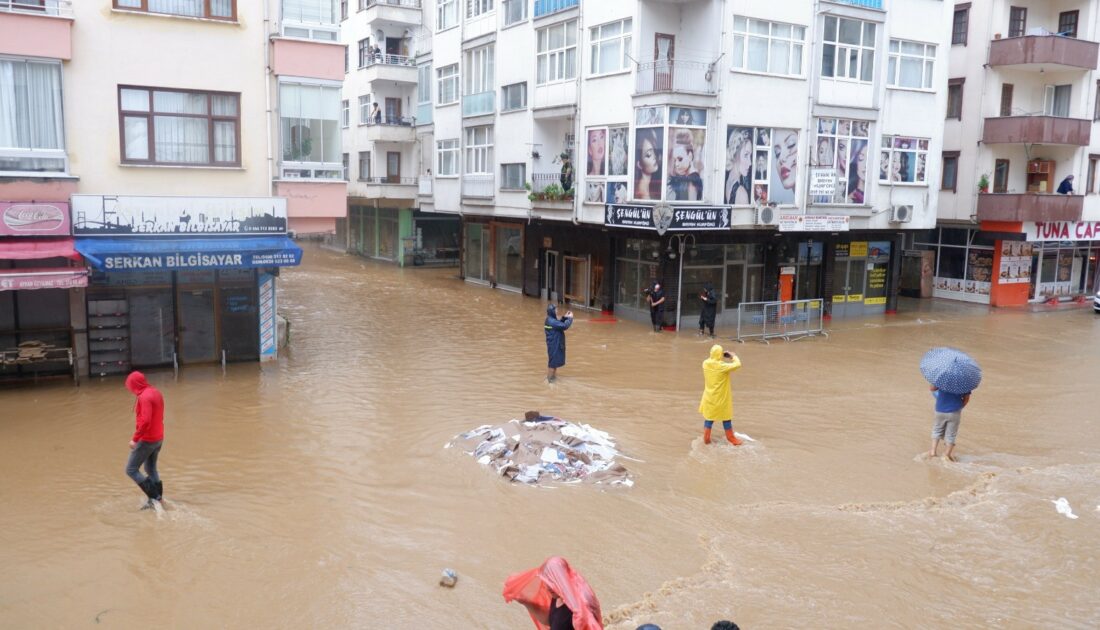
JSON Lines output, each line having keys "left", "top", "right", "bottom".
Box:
{"left": 2, "top": 245, "right": 1099, "bottom": 628}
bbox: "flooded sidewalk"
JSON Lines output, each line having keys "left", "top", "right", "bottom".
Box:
{"left": 2, "top": 246, "right": 1098, "bottom": 628}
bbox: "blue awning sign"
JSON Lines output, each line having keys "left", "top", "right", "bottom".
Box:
{"left": 75, "top": 236, "right": 302, "bottom": 271}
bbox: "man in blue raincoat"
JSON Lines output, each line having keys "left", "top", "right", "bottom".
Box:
{"left": 544, "top": 304, "right": 573, "bottom": 382}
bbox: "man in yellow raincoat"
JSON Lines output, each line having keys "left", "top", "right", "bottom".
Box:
{"left": 698, "top": 344, "right": 742, "bottom": 445}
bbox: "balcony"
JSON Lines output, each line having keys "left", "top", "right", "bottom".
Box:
{"left": 0, "top": 0, "right": 72, "bottom": 60}
{"left": 635, "top": 60, "right": 716, "bottom": 96}
{"left": 416, "top": 102, "right": 433, "bottom": 125}
{"left": 362, "top": 0, "right": 422, "bottom": 27}
{"left": 419, "top": 176, "right": 432, "bottom": 196}
{"left": 362, "top": 54, "right": 417, "bottom": 85}
{"left": 530, "top": 173, "right": 574, "bottom": 211}
{"left": 827, "top": 0, "right": 883, "bottom": 8}
{"left": 982, "top": 116, "right": 1090, "bottom": 146}
{"left": 363, "top": 118, "right": 416, "bottom": 142}
{"left": 461, "top": 174, "right": 495, "bottom": 198}
{"left": 0, "top": 0, "right": 71, "bottom": 16}
{"left": 533, "top": 0, "right": 577, "bottom": 19}
{"left": 976, "top": 193, "right": 1083, "bottom": 223}
{"left": 989, "top": 34, "right": 1099, "bottom": 71}
{"left": 356, "top": 176, "right": 418, "bottom": 201}
{"left": 462, "top": 91, "right": 495, "bottom": 117}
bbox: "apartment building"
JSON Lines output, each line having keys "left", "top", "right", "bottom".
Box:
{"left": 408, "top": 0, "right": 951, "bottom": 326}
{"left": 0, "top": 0, "right": 346, "bottom": 381}
{"left": 937, "top": 0, "right": 1100, "bottom": 306}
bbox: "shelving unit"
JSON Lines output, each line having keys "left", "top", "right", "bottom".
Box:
{"left": 1027, "top": 159, "right": 1055, "bottom": 193}
{"left": 87, "top": 298, "right": 131, "bottom": 377}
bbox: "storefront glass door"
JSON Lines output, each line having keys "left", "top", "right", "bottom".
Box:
{"left": 542, "top": 250, "right": 559, "bottom": 302}
{"left": 832, "top": 258, "right": 867, "bottom": 318}
{"left": 464, "top": 224, "right": 489, "bottom": 282}
{"left": 129, "top": 291, "right": 175, "bottom": 367}
{"left": 220, "top": 286, "right": 258, "bottom": 362}
{"left": 178, "top": 288, "right": 217, "bottom": 363}
{"left": 563, "top": 255, "right": 588, "bottom": 306}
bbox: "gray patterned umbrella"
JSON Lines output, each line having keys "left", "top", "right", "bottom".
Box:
{"left": 920, "top": 347, "right": 982, "bottom": 395}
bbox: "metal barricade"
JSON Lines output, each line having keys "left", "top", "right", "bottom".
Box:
{"left": 736, "top": 299, "right": 828, "bottom": 343}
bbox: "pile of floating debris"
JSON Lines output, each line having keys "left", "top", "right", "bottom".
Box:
{"left": 447, "top": 416, "right": 633, "bottom": 487}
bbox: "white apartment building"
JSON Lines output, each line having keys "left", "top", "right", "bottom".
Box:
{"left": 937, "top": 0, "right": 1100, "bottom": 307}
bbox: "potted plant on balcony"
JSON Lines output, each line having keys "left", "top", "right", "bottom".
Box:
{"left": 978, "top": 174, "right": 990, "bottom": 193}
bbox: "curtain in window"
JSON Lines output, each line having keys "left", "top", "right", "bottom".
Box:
{"left": 283, "top": 0, "right": 335, "bottom": 24}
{"left": 154, "top": 116, "right": 208, "bottom": 163}
{"left": 149, "top": 0, "right": 203, "bottom": 17}
{"left": 280, "top": 83, "right": 341, "bottom": 163}
{"left": 0, "top": 60, "right": 63, "bottom": 152}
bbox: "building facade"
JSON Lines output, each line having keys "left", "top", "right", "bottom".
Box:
{"left": 937, "top": 0, "right": 1100, "bottom": 306}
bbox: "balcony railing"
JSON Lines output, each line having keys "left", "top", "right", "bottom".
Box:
{"left": 360, "top": 176, "right": 417, "bottom": 185}
{"left": 829, "top": 0, "right": 883, "bottom": 9}
{"left": 982, "top": 115, "right": 1091, "bottom": 146}
{"left": 635, "top": 60, "right": 716, "bottom": 95}
{"left": 365, "top": 54, "right": 416, "bottom": 68}
{"left": 531, "top": 173, "right": 564, "bottom": 193}
{"left": 462, "top": 174, "right": 495, "bottom": 198}
{"left": 462, "top": 91, "right": 495, "bottom": 117}
{"left": 0, "top": 0, "right": 72, "bottom": 16}
{"left": 416, "top": 102, "right": 433, "bottom": 125}
{"left": 364, "top": 116, "right": 415, "bottom": 127}
{"left": 533, "top": 0, "right": 577, "bottom": 18}
{"left": 989, "top": 34, "right": 1099, "bottom": 70}
{"left": 419, "top": 176, "right": 433, "bottom": 196}
{"left": 976, "top": 193, "right": 1083, "bottom": 222}
{"left": 365, "top": 0, "right": 421, "bottom": 8}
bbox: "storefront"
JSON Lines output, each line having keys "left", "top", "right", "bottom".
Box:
{"left": 410, "top": 211, "right": 459, "bottom": 266}
{"left": 522, "top": 221, "right": 611, "bottom": 311}
{"left": 71, "top": 195, "right": 300, "bottom": 376}
{"left": 348, "top": 205, "right": 403, "bottom": 262}
{"left": 461, "top": 219, "right": 524, "bottom": 291}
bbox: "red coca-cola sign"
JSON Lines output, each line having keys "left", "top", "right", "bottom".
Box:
{"left": 0, "top": 202, "right": 70, "bottom": 236}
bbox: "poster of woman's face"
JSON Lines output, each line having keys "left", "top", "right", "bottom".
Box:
{"left": 670, "top": 107, "right": 706, "bottom": 127}
{"left": 666, "top": 127, "right": 705, "bottom": 201}
{"left": 587, "top": 129, "right": 606, "bottom": 176}
{"left": 633, "top": 128, "right": 663, "bottom": 201}
{"left": 768, "top": 129, "right": 799, "bottom": 204}
{"left": 585, "top": 181, "right": 605, "bottom": 204}
{"left": 635, "top": 107, "right": 664, "bottom": 126}
{"left": 847, "top": 139, "right": 868, "bottom": 203}
{"left": 608, "top": 127, "right": 629, "bottom": 176}
{"left": 724, "top": 126, "right": 754, "bottom": 205}
{"left": 610, "top": 181, "right": 628, "bottom": 204}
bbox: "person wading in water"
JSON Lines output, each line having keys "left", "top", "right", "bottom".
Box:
{"left": 544, "top": 304, "right": 573, "bottom": 383}
{"left": 698, "top": 345, "right": 743, "bottom": 446}
{"left": 124, "top": 371, "right": 165, "bottom": 509}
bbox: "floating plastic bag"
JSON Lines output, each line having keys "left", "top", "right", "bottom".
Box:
{"left": 502, "top": 556, "right": 603, "bottom": 630}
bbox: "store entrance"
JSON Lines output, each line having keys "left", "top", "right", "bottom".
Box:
{"left": 178, "top": 287, "right": 217, "bottom": 364}
{"left": 832, "top": 241, "right": 890, "bottom": 318}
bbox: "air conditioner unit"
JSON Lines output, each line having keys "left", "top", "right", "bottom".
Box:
{"left": 890, "top": 205, "right": 914, "bottom": 223}
{"left": 755, "top": 205, "right": 779, "bottom": 226}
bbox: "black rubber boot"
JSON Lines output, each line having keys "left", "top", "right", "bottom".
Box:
{"left": 154, "top": 481, "right": 163, "bottom": 501}
{"left": 138, "top": 478, "right": 158, "bottom": 499}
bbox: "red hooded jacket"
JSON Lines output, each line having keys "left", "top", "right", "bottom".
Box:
{"left": 126, "top": 371, "right": 164, "bottom": 443}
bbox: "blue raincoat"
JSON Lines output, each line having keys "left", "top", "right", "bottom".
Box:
{"left": 544, "top": 305, "right": 573, "bottom": 368}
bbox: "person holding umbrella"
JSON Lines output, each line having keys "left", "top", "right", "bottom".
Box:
{"left": 544, "top": 304, "right": 573, "bottom": 383}
{"left": 920, "top": 347, "right": 982, "bottom": 462}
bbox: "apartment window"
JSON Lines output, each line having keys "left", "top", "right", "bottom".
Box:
{"left": 946, "top": 79, "right": 964, "bottom": 119}
{"left": 281, "top": 0, "right": 338, "bottom": 41}
{"left": 501, "top": 83, "right": 526, "bottom": 111}
{"left": 438, "top": 64, "right": 459, "bottom": 105}
{"left": 941, "top": 151, "right": 959, "bottom": 192}
{"left": 1001, "top": 83, "right": 1014, "bottom": 117}
{"left": 887, "top": 39, "right": 935, "bottom": 90}
{"left": 501, "top": 163, "right": 525, "bottom": 190}
{"left": 1044, "top": 84, "right": 1071, "bottom": 117}
{"left": 0, "top": 59, "right": 66, "bottom": 174}
{"left": 1088, "top": 155, "right": 1099, "bottom": 193}
{"left": 358, "top": 95, "right": 371, "bottom": 124}
{"left": 113, "top": 0, "right": 235, "bottom": 20}
{"left": 358, "top": 38, "right": 370, "bottom": 68}
{"left": 732, "top": 17, "right": 805, "bottom": 77}
{"left": 437, "top": 0, "right": 457, "bottom": 30}
{"left": 878, "top": 135, "right": 929, "bottom": 185}
{"left": 537, "top": 20, "right": 578, "bottom": 84}
{"left": 952, "top": 4, "right": 969, "bottom": 46}
{"left": 467, "top": 0, "right": 492, "bottom": 19}
{"left": 993, "top": 159, "right": 1009, "bottom": 193}
{"left": 119, "top": 86, "right": 240, "bottom": 166}
{"left": 821, "top": 16, "right": 876, "bottom": 83}
{"left": 342, "top": 152, "right": 349, "bottom": 179}
{"left": 812, "top": 118, "right": 870, "bottom": 205}
{"left": 464, "top": 45, "right": 494, "bottom": 95}
{"left": 279, "top": 82, "right": 342, "bottom": 174}
{"left": 1095, "top": 82, "right": 1100, "bottom": 120}
{"left": 590, "top": 19, "right": 632, "bottom": 76}
{"left": 465, "top": 125, "right": 493, "bottom": 174}
{"left": 437, "top": 138, "right": 459, "bottom": 176}
{"left": 341, "top": 100, "right": 349, "bottom": 128}
{"left": 1008, "top": 7, "right": 1027, "bottom": 38}
{"left": 1059, "top": 10, "right": 1079, "bottom": 38}
{"left": 358, "top": 151, "right": 370, "bottom": 180}
{"left": 502, "top": 0, "right": 525, "bottom": 26}
{"left": 417, "top": 65, "right": 432, "bottom": 106}
{"left": 345, "top": 45, "right": 350, "bottom": 74}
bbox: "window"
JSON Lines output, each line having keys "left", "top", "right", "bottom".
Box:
{"left": 501, "top": 83, "right": 526, "bottom": 111}
{"left": 281, "top": 0, "right": 338, "bottom": 41}
{"left": 812, "top": 118, "right": 870, "bottom": 205}
{"left": 732, "top": 17, "right": 805, "bottom": 77}
{"left": 1088, "top": 155, "right": 1099, "bottom": 193}
{"left": 0, "top": 58, "right": 66, "bottom": 174}
{"left": 417, "top": 64, "right": 432, "bottom": 106}
{"left": 341, "top": 100, "right": 349, "bottom": 128}
{"left": 464, "top": 45, "right": 494, "bottom": 96}
{"left": 537, "top": 20, "right": 578, "bottom": 85}
{"left": 113, "top": 0, "right": 235, "bottom": 20}
{"left": 1001, "top": 83, "right": 1014, "bottom": 117}
{"left": 438, "top": 64, "right": 459, "bottom": 105}
{"left": 358, "top": 151, "right": 370, "bottom": 180}
{"left": 952, "top": 5, "right": 969, "bottom": 45}
{"left": 358, "top": 95, "right": 371, "bottom": 124}
{"left": 946, "top": 79, "right": 964, "bottom": 119}
{"left": 342, "top": 152, "right": 349, "bottom": 179}
{"left": 279, "top": 81, "right": 342, "bottom": 177}
{"left": 437, "top": 0, "right": 457, "bottom": 30}
{"left": 821, "top": 16, "right": 876, "bottom": 82}
{"left": 119, "top": 86, "right": 240, "bottom": 166}
{"left": 878, "top": 135, "right": 929, "bottom": 185}
{"left": 501, "top": 163, "right": 525, "bottom": 190}
{"left": 590, "top": 19, "right": 632, "bottom": 75}
{"left": 340, "top": 0, "right": 347, "bottom": 20}
{"left": 724, "top": 124, "right": 798, "bottom": 205}
{"left": 467, "top": 0, "right": 492, "bottom": 19}
{"left": 1059, "top": 10, "right": 1079, "bottom": 38}
{"left": 465, "top": 125, "right": 493, "bottom": 174}
{"left": 993, "top": 159, "right": 1009, "bottom": 193}
{"left": 358, "top": 38, "right": 370, "bottom": 68}
{"left": 941, "top": 151, "right": 959, "bottom": 192}
{"left": 1044, "top": 84, "right": 1071, "bottom": 117}
{"left": 502, "top": 0, "right": 525, "bottom": 26}
{"left": 1008, "top": 7, "right": 1026, "bottom": 38}
{"left": 887, "top": 39, "right": 935, "bottom": 89}
{"left": 437, "top": 139, "right": 459, "bottom": 176}
{"left": 1095, "top": 82, "right": 1100, "bottom": 120}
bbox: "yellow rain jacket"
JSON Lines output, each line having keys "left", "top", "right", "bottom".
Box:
{"left": 698, "top": 344, "right": 742, "bottom": 421}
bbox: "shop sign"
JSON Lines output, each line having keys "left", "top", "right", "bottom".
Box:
{"left": 0, "top": 269, "right": 87, "bottom": 291}
{"left": 1024, "top": 221, "right": 1100, "bottom": 242}
{"left": 998, "top": 241, "right": 1033, "bottom": 284}
{"left": 777, "top": 214, "right": 850, "bottom": 232}
{"left": 808, "top": 169, "right": 837, "bottom": 198}
{"left": 90, "top": 270, "right": 173, "bottom": 286}
{"left": 258, "top": 273, "right": 277, "bottom": 361}
{"left": 604, "top": 204, "right": 731, "bottom": 232}
{"left": 0, "top": 202, "right": 70, "bottom": 237}
{"left": 72, "top": 195, "right": 288, "bottom": 237}
{"left": 100, "top": 250, "right": 299, "bottom": 271}
{"left": 850, "top": 241, "right": 868, "bottom": 257}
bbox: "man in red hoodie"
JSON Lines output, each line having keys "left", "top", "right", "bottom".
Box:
{"left": 124, "top": 371, "right": 165, "bottom": 508}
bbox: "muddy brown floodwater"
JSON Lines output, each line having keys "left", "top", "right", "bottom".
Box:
{"left": 2, "top": 245, "right": 1099, "bottom": 628}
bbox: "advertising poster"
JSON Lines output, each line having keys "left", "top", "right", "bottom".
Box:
{"left": 259, "top": 273, "right": 277, "bottom": 361}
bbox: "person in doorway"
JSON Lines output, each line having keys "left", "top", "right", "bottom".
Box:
{"left": 370, "top": 102, "right": 382, "bottom": 125}
{"left": 559, "top": 153, "right": 575, "bottom": 192}
{"left": 698, "top": 344, "right": 743, "bottom": 446}
{"left": 544, "top": 304, "right": 573, "bottom": 383}
{"left": 124, "top": 371, "right": 165, "bottom": 508}
{"left": 1057, "top": 174, "right": 1075, "bottom": 194}
{"left": 372, "top": 44, "right": 383, "bottom": 63}
{"left": 698, "top": 282, "right": 718, "bottom": 337}
{"left": 646, "top": 281, "right": 666, "bottom": 332}
{"left": 929, "top": 385, "right": 971, "bottom": 462}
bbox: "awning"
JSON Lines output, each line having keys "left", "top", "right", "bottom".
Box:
{"left": 74, "top": 236, "right": 303, "bottom": 271}
{"left": 0, "top": 267, "right": 88, "bottom": 291}
{"left": 0, "top": 238, "right": 81, "bottom": 261}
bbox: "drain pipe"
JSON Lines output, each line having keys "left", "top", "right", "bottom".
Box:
{"left": 571, "top": 0, "right": 583, "bottom": 226}
{"left": 263, "top": 0, "right": 275, "bottom": 190}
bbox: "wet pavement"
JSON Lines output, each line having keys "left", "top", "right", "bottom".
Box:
{"left": 2, "top": 245, "right": 1099, "bottom": 628}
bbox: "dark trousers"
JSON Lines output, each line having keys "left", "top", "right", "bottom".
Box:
{"left": 650, "top": 306, "right": 664, "bottom": 329}
{"left": 126, "top": 440, "right": 162, "bottom": 486}
{"left": 699, "top": 309, "right": 716, "bottom": 334}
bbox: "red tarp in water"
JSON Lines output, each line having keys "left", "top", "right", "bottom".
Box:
{"left": 502, "top": 556, "right": 603, "bottom": 630}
